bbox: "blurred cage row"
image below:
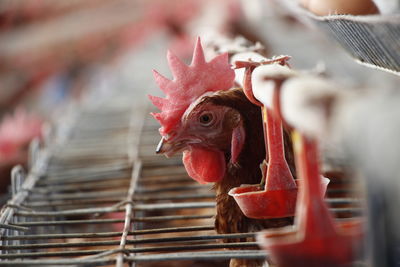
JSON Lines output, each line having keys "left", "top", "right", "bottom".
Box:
{"left": 0, "top": 0, "right": 399, "bottom": 266}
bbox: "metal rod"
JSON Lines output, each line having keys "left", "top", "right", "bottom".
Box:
{"left": 32, "top": 181, "right": 131, "bottom": 193}
{"left": 13, "top": 214, "right": 214, "bottom": 227}
{"left": 28, "top": 190, "right": 128, "bottom": 201}
{"left": 138, "top": 176, "right": 191, "bottom": 184}
{"left": 0, "top": 251, "right": 266, "bottom": 265}
{"left": 2, "top": 232, "right": 123, "bottom": 241}
{"left": 24, "top": 198, "right": 125, "bottom": 208}
{"left": 2, "top": 226, "right": 215, "bottom": 241}
{"left": 127, "top": 250, "right": 267, "bottom": 262}
{"left": 1, "top": 240, "right": 121, "bottom": 250}
{"left": 131, "top": 193, "right": 215, "bottom": 201}
{"left": 0, "top": 258, "right": 115, "bottom": 266}
{"left": 127, "top": 242, "right": 260, "bottom": 253}
{"left": 116, "top": 160, "right": 142, "bottom": 267}
{"left": 1, "top": 232, "right": 257, "bottom": 250}
{"left": 0, "top": 249, "right": 112, "bottom": 258}
{"left": 0, "top": 242, "right": 260, "bottom": 258}
{"left": 136, "top": 185, "right": 212, "bottom": 194}
{"left": 15, "top": 207, "right": 126, "bottom": 217}
{"left": 0, "top": 223, "right": 28, "bottom": 232}
{"left": 133, "top": 202, "right": 216, "bottom": 211}
{"left": 14, "top": 218, "right": 125, "bottom": 227}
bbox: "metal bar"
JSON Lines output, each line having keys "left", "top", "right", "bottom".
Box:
{"left": 131, "top": 193, "right": 215, "bottom": 201}
{"left": 27, "top": 190, "right": 128, "bottom": 201}
{"left": 126, "top": 232, "right": 256, "bottom": 244}
{"left": 50, "top": 153, "right": 129, "bottom": 161}
{"left": 0, "top": 252, "right": 266, "bottom": 265}
{"left": 327, "top": 188, "right": 356, "bottom": 194}
{"left": 127, "top": 225, "right": 215, "bottom": 236}
{"left": 330, "top": 207, "right": 362, "bottom": 214}
{"left": 140, "top": 166, "right": 188, "bottom": 177}
{"left": 133, "top": 202, "right": 216, "bottom": 211}
{"left": 2, "top": 226, "right": 215, "bottom": 241}
{"left": 43, "top": 169, "right": 130, "bottom": 181}
{"left": 2, "top": 232, "right": 123, "bottom": 241}
{"left": 45, "top": 163, "right": 131, "bottom": 175}
{"left": 138, "top": 177, "right": 191, "bottom": 185}
{"left": 0, "top": 223, "right": 28, "bottom": 232}
{"left": 14, "top": 218, "right": 125, "bottom": 227}
{"left": 24, "top": 193, "right": 358, "bottom": 207}
{"left": 127, "top": 250, "right": 267, "bottom": 262}
{"left": 0, "top": 258, "right": 116, "bottom": 266}
{"left": 127, "top": 242, "right": 260, "bottom": 253}
{"left": 15, "top": 202, "right": 214, "bottom": 217}
{"left": 325, "top": 198, "right": 360, "bottom": 205}
{"left": 140, "top": 157, "right": 184, "bottom": 167}
{"left": 43, "top": 163, "right": 132, "bottom": 178}
{"left": 0, "top": 249, "right": 113, "bottom": 258}
{"left": 15, "top": 207, "right": 125, "bottom": 217}
{"left": 45, "top": 162, "right": 131, "bottom": 175}
{"left": 1, "top": 241, "right": 121, "bottom": 250}
{"left": 136, "top": 185, "right": 212, "bottom": 194}
{"left": 32, "top": 181, "right": 131, "bottom": 193}
{"left": 13, "top": 214, "right": 214, "bottom": 227}
{"left": 1, "top": 232, "right": 256, "bottom": 250}
{"left": 24, "top": 198, "right": 125, "bottom": 208}
{"left": 116, "top": 160, "right": 142, "bottom": 267}
{"left": 0, "top": 243, "right": 260, "bottom": 258}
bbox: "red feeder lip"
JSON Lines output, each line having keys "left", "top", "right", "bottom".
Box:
{"left": 255, "top": 135, "right": 363, "bottom": 267}
{"left": 228, "top": 184, "right": 297, "bottom": 219}
{"left": 256, "top": 219, "right": 363, "bottom": 267}
{"left": 228, "top": 177, "right": 329, "bottom": 219}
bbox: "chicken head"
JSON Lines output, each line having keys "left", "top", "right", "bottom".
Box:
{"left": 157, "top": 95, "right": 246, "bottom": 184}
{"left": 149, "top": 37, "right": 240, "bottom": 184}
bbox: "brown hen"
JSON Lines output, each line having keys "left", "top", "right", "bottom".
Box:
{"left": 204, "top": 88, "right": 295, "bottom": 267}
{"left": 150, "top": 38, "right": 295, "bottom": 267}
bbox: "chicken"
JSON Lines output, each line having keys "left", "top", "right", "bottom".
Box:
{"left": 0, "top": 108, "right": 43, "bottom": 193}
{"left": 149, "top": 38, "right": 295, "bottom": 266}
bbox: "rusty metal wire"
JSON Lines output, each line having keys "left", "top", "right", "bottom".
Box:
{"left": 0, "top": 97, "right": 362, "bottom": 266}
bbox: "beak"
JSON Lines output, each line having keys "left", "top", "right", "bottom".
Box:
{"left": 155, "top": 136, "right": 183, "bottom": 157}
{"left": 156, "top": 137, "right": 168, "bottom": 154}
{"left": 156, "top": 136, "right": 200, "bottom": 157}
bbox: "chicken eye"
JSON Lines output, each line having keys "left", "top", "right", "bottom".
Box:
{"left": 199, "top": 113, "right": 213, "bottom": 125}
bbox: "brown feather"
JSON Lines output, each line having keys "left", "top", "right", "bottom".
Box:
{"left": 203, "top": 88, "right": 295, "bottom": 266}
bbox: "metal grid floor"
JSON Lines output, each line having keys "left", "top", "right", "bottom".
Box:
{"left": 0, "top": 99, "right": 361, "bottom": 266}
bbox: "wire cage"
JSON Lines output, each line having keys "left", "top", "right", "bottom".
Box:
{"left": 0, "top": 94, "right": 362, "bottom": 266}
{"left": 1, "top": 0, "right": 399, "bottom": 266}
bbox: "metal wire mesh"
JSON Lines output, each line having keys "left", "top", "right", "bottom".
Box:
{"left": 0, "top": 97, "right": 362, "bottom": 266}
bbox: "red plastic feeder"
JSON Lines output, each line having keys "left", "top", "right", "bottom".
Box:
{"left": 229, "top": 57, "right": 301, "bottom": 219}
{"left": 230, "top": 176, "right": 329, "bottom": 219}
{"left": 257, "top": 134, "right": 363, "bottom": 267}
{"left": 229, "top": 107, "right": 298, "bottom": 219}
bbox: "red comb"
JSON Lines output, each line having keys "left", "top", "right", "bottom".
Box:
{"left": 149, "top": 37, "right": 235, "bottom": 136}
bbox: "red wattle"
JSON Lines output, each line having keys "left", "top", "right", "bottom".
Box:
{"left": 182, "top": 147, "right": 226, "bottom": 184}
